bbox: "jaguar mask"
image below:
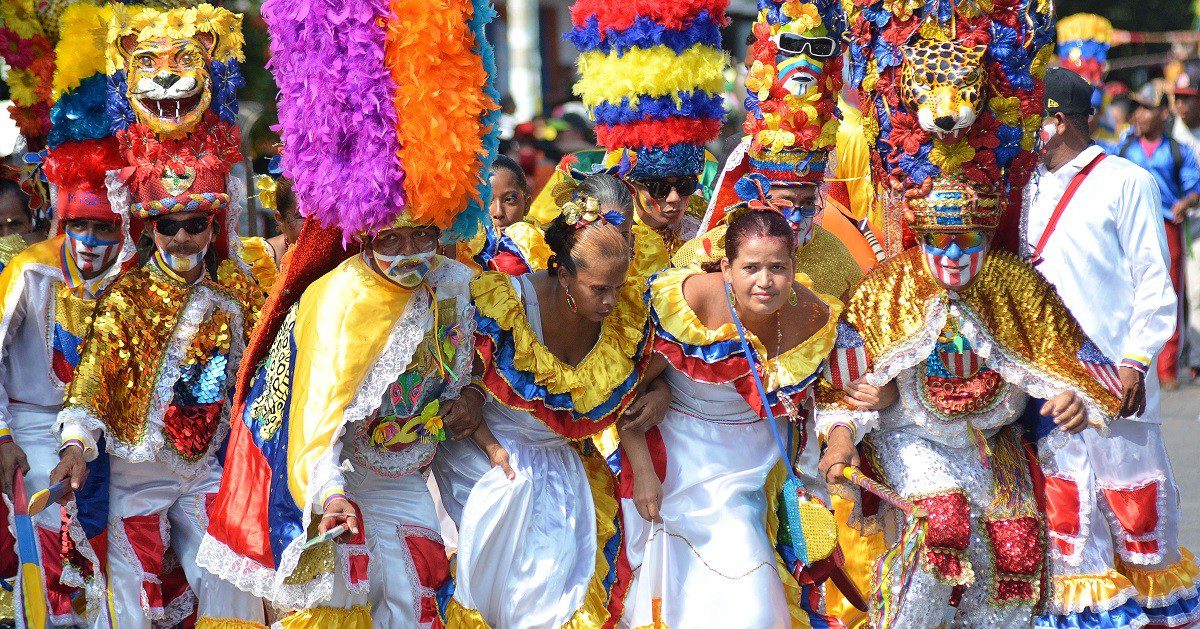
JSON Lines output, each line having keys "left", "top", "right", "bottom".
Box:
{"left": 900, "top": 40, "right": 987, "bottom": 139}
{"left": 119, "top": 32, "right": 216, "bottom": 139}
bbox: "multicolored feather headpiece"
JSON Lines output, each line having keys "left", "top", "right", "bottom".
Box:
{"left": 1056, "top": 13, "right": 1111, "bottom": 105}
{"left": 569, "top": 0, "right": 729, "bottom": 180}
{"left": 264, "top": 0, "right": 500, "bottom": 242}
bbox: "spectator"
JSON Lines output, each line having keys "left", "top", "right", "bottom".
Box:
{"left": 1114, "top": 80, "right": 1200, "bottom": 389}
{"left": 1170, "top": 64, "right": 1200, "bottom": 376}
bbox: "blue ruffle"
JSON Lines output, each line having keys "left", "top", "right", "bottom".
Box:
{"left": 475, "top": 311, "right": 648, "bottom": 423}
{"left": 592, "top": 90, "right": 725, "bottom": 126}
{"left": 1144, "top": 590, "right": 1200, "bottom": 627}
{"left": 629, "top": 144, "right": 705, "bottom": 180}
{"left": 47, "top": 74, "right": 112, "bottom": 149}
{"left": 1034, "top": 598, "right": 1149, "bottom": 629}
{"left": 566, "top": 11, "right": 722, "bottom": 56}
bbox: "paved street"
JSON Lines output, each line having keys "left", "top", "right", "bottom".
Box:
{"left": 1162, "top": 387, "right": 1200, "bottom": 549}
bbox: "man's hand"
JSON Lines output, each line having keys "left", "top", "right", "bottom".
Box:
{"left": 442, "top": 385, "right": 485, "bottom": 441}
{"left": 0, "top": 440, "right": 29, "bottom": 498}
{"left": 1172, "top": 199, "right": 1190, "bottom": 224}
{"left": 1042, "top": 390, "right": 1088, "bottom": 434}
{"left": 1117, "top": 367, "right": 1146, "bottom": 418}
{"left": 620, "top": 380, "right": 671, "bottom": 433}
{"left": 49, "top": 445, "right": 88, "bottom": 501}
{"left": 818, "top": 425, "right": 860, "bottom": 484}
{"left": 842, "top": 377, "right": 898, "bottom": 411}
{"left": 319, "top": 496, "right": 359, "bottom": 543}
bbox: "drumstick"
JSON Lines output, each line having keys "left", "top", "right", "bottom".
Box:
{"left": 841, "top": 466, "right": 927, "bottom": 518}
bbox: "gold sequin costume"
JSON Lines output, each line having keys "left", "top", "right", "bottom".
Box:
{"left": 817, "top": 248, "right": 1121, "bottom": 627}
{"left": 60, "top": 258, "right": 262, "bottom": 471}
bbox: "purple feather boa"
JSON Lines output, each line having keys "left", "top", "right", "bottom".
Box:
{"left": 263, "top": 0, "right": 405, "bottom": 240}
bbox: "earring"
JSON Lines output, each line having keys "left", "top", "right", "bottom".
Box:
{"left": 564, "top": 284, "right": 578, "bottom": 313}
{"left": 789, "top": 288, "right": 798, "bottom": 307}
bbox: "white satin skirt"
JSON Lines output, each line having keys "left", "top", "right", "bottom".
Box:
{"left": 618, "top": 403, "right": 791, "bottom": 628}
{"left": 451, "top": 400, "right": 598, "bottom": 628}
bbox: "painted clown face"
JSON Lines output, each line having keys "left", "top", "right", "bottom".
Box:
{"left": 772, "top": 24, "right": 837, "bottom": 97}
{"left": 920, "top": 230, "right": 990, "bottom": 290}
{"left": 63, "top": 219, "right": 122, "bottom": 277}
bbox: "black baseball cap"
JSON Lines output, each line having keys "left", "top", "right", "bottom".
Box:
{"left": 1044, "top": 67, "right": 1096, "bottom": 116}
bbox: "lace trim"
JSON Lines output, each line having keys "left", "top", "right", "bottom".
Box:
{"left": 61, "top": 499, "right": 106, "bottom": 622}
{"left": 700, "top": 136, "right": 751, "bottom": 231}
{"left": 196, "top": 533, "right": 335, "bottom": 612}
{"left": 396, "top": 524, "right": 444, "bottom": 629}
{"left": 1046, "top": 577, "right": 1140, "bottom": 615}
{"left": 54, "top": 406, "right": 104, "bottom": 456}
{"left": 110, "top": 513, "right": 197, "bottom": 624}
{"left": 350, "top": 428, "right": 437, "bottom": 478}
{"left": 864, "top": 296, "right": 948, "bottom": 389}
{"left": 815, "top": 407, "right": 879, "bottom": 444}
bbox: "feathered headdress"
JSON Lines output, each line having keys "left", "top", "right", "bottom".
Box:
{"left": 846, "top": 0, "right": 1055, "bottom": 252}
{"left": 1057, "top": 13, "right": 1111, "bottom": 101}
{"left": 265, "top": 0, "right": 500, "bottom": 243}
{"left": 569, "top": 0, "right": 729, "bottom": 180}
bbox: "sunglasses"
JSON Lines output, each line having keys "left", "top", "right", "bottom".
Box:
{"left": 639, "top": 177, "right": 699, "bottom": 200}
{"left": 154, "top": 216, "right": 213, "bottom": 236}
{"left": 923, "top": 231, "right": 986, "bottom": 252}
{"left": 776, "top": 34, "right": 837, "bottom": 58}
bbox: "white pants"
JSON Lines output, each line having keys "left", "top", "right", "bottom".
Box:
{"left": 319, "top": 469, "right": 447, "bottom": 627}
{"left": 1039, "top": 421, "right": 1199, "bottom": 627}
{"left": 101, "top": 457, "right": 264, "bottom": 628}
{"left": 8, "top": 404, "right": 75, "bottom": 626}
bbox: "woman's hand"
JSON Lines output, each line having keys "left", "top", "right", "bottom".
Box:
{"left": 842, "top": 377, "right": 898, "bottom": 411}
{"left": 1043, "top": 390, "right": 1088, "bottom": 434}
{"left": 319, "top": 496, "right": 360, "bottom": 543}
{"left": 818, "top": 425, "right": 860, "bottom": 484}
{"left": 632, "top": 473, "right": 663, "bottom": 523}
{"left": 620, "top": 378, "right": 671, "bottom": 433}
{"left": 442, "top": 385, "right": 486, "bottom": 441}
{"left": 484, "top": 441, "right": 515, "bottom": 480}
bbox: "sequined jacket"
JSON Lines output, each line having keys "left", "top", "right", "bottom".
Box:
{"left": 817, "top": 248, "right": 1121, "bottom": 449}
{"left": 58, "top": 259, "right": 263, "bottom": 476}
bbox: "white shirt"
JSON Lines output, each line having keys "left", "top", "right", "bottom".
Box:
{"left": 1024, "top": 144, "right": 1176, "bottom": 422}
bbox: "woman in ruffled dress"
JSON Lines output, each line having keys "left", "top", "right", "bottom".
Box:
{"left": 612, "top": 197, "right": 842, "bottom": 628}
{"left": 444, "top": 177, "right": 665, "bottom": 627}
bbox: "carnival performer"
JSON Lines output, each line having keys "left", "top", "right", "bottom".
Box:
{"left": 445, "top": 183, "right": 661, "bottom": 627}
{"left": 241, "top": 163, "right": 301, "bottom": 292}
{"left": 196, "top": 0, "right": 501, "bottom": 624}
{"left": 0, "top": 138, "right": 133, "bottom": 626}
{"left": 48, "top": 125, "right": 265, "bottom": 626}
{"left": 1025, "top": 67, "right": 1200, "bottom": 629}
{"left": 568, "top": 0, "right": 729, "bottom": 257}
{"left": 815, "top": 175, "right": 1123, "bottom": 627}
{"left": 613, "top": 178, "right": 842, "bottom": 628}
{"left": 693, "top": 0, "right": 866, "bottom": 302}
{"left": 433, "top": 172, "right": 643, "bottom": 526}
{"left": 460, "top": 154, "right": 550, "bottom": 275}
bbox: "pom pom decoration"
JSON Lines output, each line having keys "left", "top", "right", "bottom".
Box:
{"left": 735, "top": 172, "right": 773, "bottom": 203}
{"left": 846, "top": 0, "right": 1055, "bottom": 254}
{"left": 570, "top": 0, "right": 729, "bottom": 180}
{"left": 264, "top": 0, "right": 499, "bottom": 243}
{"left": 1057, "top": 13, "right": 1111, "bottom": 99}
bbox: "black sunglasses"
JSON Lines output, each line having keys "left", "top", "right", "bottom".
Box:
{"left": 777, "top": 34, "right": 837, "bottom": 58}
{"left": 154, "top": 216, "right": 213, "bottom": 236}
{"left": 639, "top": 177, "right": 699, "bottom": 200}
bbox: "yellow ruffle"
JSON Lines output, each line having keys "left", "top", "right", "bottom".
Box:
{"left": 765, "top": 463, "right": 815, "bottom": 629}
{"left": 1050, "top": 570, "right": 1140, "bottom": 614}
{"left": 239, "top": 236, "right": 278, "bottom": 292}
{"left": 444, "top": 452, "right": 617, "bottom": 628}
{"left": 1119, "top": 547, "right": 1200, "bottom": 606}
{"left": 471, "top": 271, "right": 649, "bottom": 414}
{"left": 649, "top": 266, "right": 842, "bottom": 392}
{"left": 630, "top": 223, "right": 671, "bottom": 282}
{"left": 504, "top": 222, "right": 552, "bottom": 272}
{"left": 196, "top": 618, "right": 267, "bottom": 629}
{"left": 276, "top": 606, "right": 372, "bottom": 628}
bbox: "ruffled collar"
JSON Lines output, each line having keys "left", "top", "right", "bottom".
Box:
{"left": 649, "top": 266, "right": 842, "bottom": 393}
{"left": 472, "top": 271, "right": 650, "bottom": 415}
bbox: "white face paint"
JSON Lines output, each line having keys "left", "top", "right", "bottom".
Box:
{"left": 65, "top": 230, "right": 121, "bottom": 274}
{"left": 1038, "top": 121, "right": 1059, "bottom": 156}
{"left": 373, "top": 250, "right": 436, "bottom": 288}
